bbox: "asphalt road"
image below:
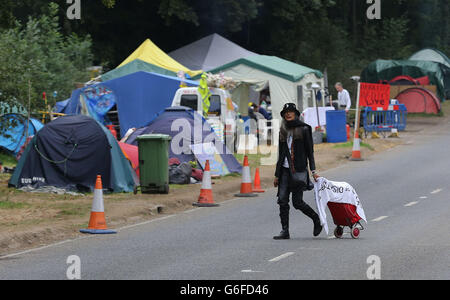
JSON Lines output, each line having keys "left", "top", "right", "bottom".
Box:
{"left": 1, "top": 121, "right": 449, "bottom": 280}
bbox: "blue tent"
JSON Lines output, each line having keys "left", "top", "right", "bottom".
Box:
{"left": 59, "top": 71, "right": 198, "bottom": 136}
{"left": 125, "top": 106, "right": 242, "bottom": 174}
{"left": 0, "top": 114, "right": 43, "bottom": 156}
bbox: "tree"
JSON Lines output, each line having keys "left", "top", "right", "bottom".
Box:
{"left": 0, "top": 2, "right": 92, "bottom": 120}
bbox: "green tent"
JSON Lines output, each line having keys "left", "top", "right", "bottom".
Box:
{"left": 361, "top": 59, "right": 447, "bottom": 101}
{"left": 201, "top": 55, "right": 324, "bottom": 118}
{"left": 409, "top": 48, "right": 450, "bottom": 99}
{"left": 409, "top": 48, "right": 450, "bottom": 68}
{"left": 101, "top": 59, "right": 179, "bottom": 81}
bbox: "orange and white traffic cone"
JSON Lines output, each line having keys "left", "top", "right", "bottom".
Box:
{"left": 80, "top": 175, "right": 116, "bottom": 234}
{"left": 235, "top": 155, "right": 258, "bottom": 197}
{"left": 193, "top": 160, "right": 219, "bottom": 207}
{"left": 252, "top": 167, "right": 265, "bottom": 193}
{"left": 350, "top": 132, "right": 364, "bottom": 161}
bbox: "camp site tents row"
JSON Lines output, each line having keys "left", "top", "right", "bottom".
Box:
{"left": 9, "top": 34, "right": 325, "bottom": 193}
{"left": 99, "top": 34, "right": 324, "bottom": 122}
{"left": 361, "top": 48, "right": 450, "bottom": 102}
{"left": 169, "top": 34, "right": 324, "bottom": 119}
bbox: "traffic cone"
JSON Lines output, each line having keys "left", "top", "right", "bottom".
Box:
{"left": 235, "top": 155, "right": 258, "bottom": 197}
{"left": 350, "top": 132, "right": 364, "bottom": 161}
{"left": 252, "top": 167, "right": 265, "bottom": 193}
{"left": 193, "top": 160, "right": 219, "bottom": 207}
{"left": 80, "top": 175, "right": 116, "bottom": 234}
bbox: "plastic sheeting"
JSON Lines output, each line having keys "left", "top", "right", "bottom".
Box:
{"left": 60, "top": 71, "right": 199, "bottom": 136}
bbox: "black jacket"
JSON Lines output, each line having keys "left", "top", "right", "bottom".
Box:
{"left": 275, "top": 120, "right": 316, "bottom": 179}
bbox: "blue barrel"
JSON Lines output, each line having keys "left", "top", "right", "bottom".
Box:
{"left": 326, "top": 110, "right": 347, "bottom": 143}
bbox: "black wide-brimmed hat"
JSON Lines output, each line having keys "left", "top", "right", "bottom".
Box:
{"left": 280, "top": 103, "right": 300, "bottom": 118}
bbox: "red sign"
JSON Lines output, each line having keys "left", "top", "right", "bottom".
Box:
{"left": 359, "top": 83, "right": 390, "bottom": 110}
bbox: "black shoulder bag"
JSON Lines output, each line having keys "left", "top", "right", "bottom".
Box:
{"left": 286, "top": 127, "right": 314, "bottom": 191}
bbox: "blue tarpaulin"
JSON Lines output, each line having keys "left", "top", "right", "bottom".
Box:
{"left": 59, "top": 71, "right": 198, "bottom": 136}
{"left": 0, "top": 114, "right": 43, "bottom": 155}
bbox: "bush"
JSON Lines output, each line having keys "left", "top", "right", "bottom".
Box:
{"left": 0, "top": 2, "right": 92, "bottom": 120}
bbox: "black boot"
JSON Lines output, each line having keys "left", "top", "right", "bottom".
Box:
{"left": 299, "top": 204, "right": 323, "bottom": 237}
{"left": 273, "top": 229, "right": 290, "bottom": 240}
{"left": 312, "top": 216, "right": 323, "bottom": 237}
{"left": 274, "top": 208, "right": 290, "bottom": 240}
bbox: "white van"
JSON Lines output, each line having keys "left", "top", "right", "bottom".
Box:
{"left": 171, "top": 87, "right": 237, "bottom": 145}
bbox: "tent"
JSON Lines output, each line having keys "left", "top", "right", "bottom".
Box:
{"left": 125, "top": 106, "right": 242, "bottom": 174}
{"left": 389, "top": 75, "right": 419, "bottom": 85}
{"left": 409, "top": 48, "right": 450, "bottom": 99}
{"left": 102, "top": 39, "right": 202, "bottom": 81}
{"left": 0, "top": 114, "right": 43, "bottom": 155}
{"left": 203, "top": 55, "right": 324, "bottom": 120}
{"left": 361, "top": 60, "right": 447, "bottom": 101}
{"left": 9, "top": 115, "right": 136, "bottom": 193}
{"left": 101, "top": 59, "right": 181, "bottom": 82}
{"left": 168, "top": 33, "right": 258, "bottom": 71}
{"left": 409, "top": 48, "right": 450, "bottom": 68}
{"left": 59, "top": 71, "right": 198, "bottom": 137}
{"left": 396, "top": 87, "right": 441, "bottom": 114}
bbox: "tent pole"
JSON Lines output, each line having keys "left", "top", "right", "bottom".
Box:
{"left": 26, "top": 80, "right": 31, "bottom": 141}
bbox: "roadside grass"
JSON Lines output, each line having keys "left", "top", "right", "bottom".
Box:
{"left": 234, "top": 152, "right": 272, "bottom": 169}
{"left": 0, "top": 200, "right": 30, "bottom": 209}
{"left": 408, "top": 111, "right": 444, "bottom": 118}
{"left": 333, "top": 141, "right": 375, "bottom": 151}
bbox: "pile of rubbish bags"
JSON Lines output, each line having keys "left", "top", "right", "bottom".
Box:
{"left": 169, "top": 158, "right": 203, "bottom": 184}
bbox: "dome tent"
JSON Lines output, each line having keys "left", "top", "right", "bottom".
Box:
{"left": 9, "top": 115, "right": 136, "bottom": 193}
{"left": 396, "top": 87, "right": 441, "bottom": 115}
{"left": 125, "top": 106, "right": 242, "bottom": 175}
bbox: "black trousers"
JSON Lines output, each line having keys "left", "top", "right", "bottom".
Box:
{"left": 277, "top": 167, "right": 318, "bottom": 230}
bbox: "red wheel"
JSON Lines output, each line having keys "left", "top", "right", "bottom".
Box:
{"left": 351, "top": 226, "right": 360, "bottom": 239}
{"left": 334, "top": 226, "right": 344, "bottom": 238}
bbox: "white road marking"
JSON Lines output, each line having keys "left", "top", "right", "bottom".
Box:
{"left": 431, "top": 189, "right": 442, "bottom": 194}
{"left": 372, "top": 216, "right": 389, "bottom": 222}
{"left": 268, "top": 252, "right": 295, "bottom": 262}
{"left": 420, "top": 196, "right": 428, "bottom": 199}
{"left": 241, "top": 270, "right": 264, "bottom": 273}
{"left": 404, "top": 201, "right": 419, "bottom": 207}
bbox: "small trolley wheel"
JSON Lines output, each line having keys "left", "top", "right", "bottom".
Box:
{"left": 334, "top": 226, "right": 344, "bottom": 239}
{"left": 351, "top": 226, "right": 360, "bottom": 239}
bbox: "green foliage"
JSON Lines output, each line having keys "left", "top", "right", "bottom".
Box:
{"left": 0, "top": 2, "right": 92, "bottom": 116}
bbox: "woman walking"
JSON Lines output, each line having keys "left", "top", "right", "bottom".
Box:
{"left": 273, "top": 103, "right": 323, "bottom": 240}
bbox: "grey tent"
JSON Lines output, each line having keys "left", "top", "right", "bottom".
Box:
{"left": 168, "top": 33, "right": 257, "bottom": 71}
{"left": 409, "top": 48, "right": 450, "bottom": 99}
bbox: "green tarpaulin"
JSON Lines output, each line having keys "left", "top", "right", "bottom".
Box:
{"left": 361, "top": 59, "right": 446, "bottom": 101}
{"left": 102, "top": 59, "right": 178, "bottom": 81}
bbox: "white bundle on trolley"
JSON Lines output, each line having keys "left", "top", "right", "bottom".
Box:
{"left": 314, "top": 177, "right": 367, "bottom": 239}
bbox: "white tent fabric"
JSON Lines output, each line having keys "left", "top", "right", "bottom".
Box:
{"left": 216, "top": 63, "right": 324, "bottom": 120}
{"left": 169, "top": 33, "right": 257, "bottom": 71}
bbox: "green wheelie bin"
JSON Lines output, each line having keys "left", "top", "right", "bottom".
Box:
{"left": 136, "top": 134, "right": 171, "bottom": 194}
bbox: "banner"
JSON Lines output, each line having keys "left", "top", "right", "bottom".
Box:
{"left": 359, "top": 83, "right": 390, "bottom": 110}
